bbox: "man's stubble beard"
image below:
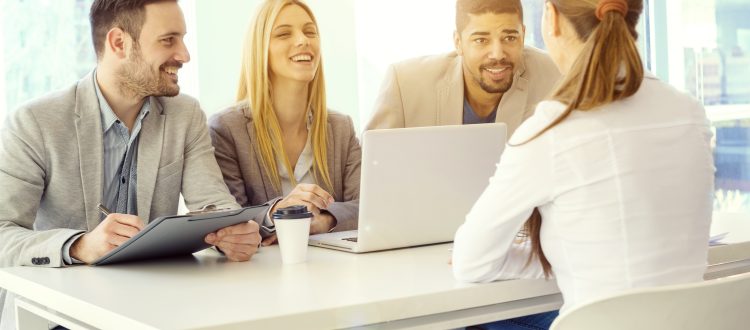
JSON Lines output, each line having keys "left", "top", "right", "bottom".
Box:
{"left": 468, "top": 59, "right": 515, "bottom": 94}
{"left": 116, "top": 46, "right": 180, "bottom": 99}
{"left": 477, "top": 74, "right": 513, "bottom": 94}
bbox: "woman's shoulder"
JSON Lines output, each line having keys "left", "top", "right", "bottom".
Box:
{"left": 508, "top": 100, "right": 566, "bottom": 144}
{"left": 326, "top": 110, "right": 356, "bottom": 130}
{"left": 209, "top": 102, "right": 252, "bottom": 129}
{"left": 326, "top": 109, "right": 351, "bottom": 121}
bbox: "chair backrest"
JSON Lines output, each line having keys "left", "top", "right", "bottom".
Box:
{"left": 550, "top": 272, "right": 750, "bottom": 330}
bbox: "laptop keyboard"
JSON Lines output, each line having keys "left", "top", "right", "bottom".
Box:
{"left": 342, "top": 237, "right": 358, "bottom": 242}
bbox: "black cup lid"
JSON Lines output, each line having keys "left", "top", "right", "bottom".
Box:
{"left": 272, "top": 205, "right": 313, "bottom": 219}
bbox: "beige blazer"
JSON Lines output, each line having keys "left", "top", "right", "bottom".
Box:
{"left": 209, "top": 104, "right": 361, "bottom": 232}
{"left": 365, "top": 46, "right": 560, "bottom": 137}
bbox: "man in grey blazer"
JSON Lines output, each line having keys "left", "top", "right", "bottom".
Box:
{"left": 0, "top": 0, "right": 260, "bottom": 326}
{"left": 365, "top": 0, "right": 560, "bottom": 137}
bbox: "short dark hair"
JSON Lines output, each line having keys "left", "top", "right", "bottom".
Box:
{"left": 89, "top": 0, "right": 174, "bottom": 58}
{"left": 456, "top": 0, "right": 524, "bottom": 33}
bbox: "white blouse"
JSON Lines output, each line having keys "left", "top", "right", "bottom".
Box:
{"left": 452, "top": 74, "right": 715, "bottom": 314}
{"left": 277, "top": 132, "right": 315, "bottom": 196}
{"left": 276, "top": 111, "right": 315, "bottom": 195}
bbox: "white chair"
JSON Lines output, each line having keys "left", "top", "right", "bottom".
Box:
{"left": 550, "top": 272, "right": 750, "bottom": 330}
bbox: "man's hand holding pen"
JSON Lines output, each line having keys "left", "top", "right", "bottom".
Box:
{"left": 70, "top": 204, "right": 144, "bottom": 264}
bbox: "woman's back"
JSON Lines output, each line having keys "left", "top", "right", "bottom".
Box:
{"left": 452, "top": 1, "right": 708, "bottom": 327}
{"left": 515, "top": 74, "right": 714, "bottom": 312}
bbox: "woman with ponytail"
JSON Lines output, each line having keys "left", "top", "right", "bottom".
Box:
{"left": 453, "top": 0, "right": 713, "bottom": 327}
{"left": 209, "top": 0, "right": 361, "bottom": 245}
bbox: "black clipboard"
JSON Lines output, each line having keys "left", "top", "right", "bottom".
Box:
{"left": 93, "top": 205, "right": 267, "bottom": 265}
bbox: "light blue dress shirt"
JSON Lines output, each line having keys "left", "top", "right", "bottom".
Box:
{"left": 96, "top": 75, "right": 150, "bottom": 216}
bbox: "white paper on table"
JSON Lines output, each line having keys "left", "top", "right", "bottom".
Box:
{"left": 709, "top": 232, "right": 729, "bottom": 246}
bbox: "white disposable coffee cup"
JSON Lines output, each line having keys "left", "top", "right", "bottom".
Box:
{"left": 273, "top": 205, "right": 313, "bottom": 264}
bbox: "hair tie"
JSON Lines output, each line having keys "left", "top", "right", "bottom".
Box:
{"left": 595, "top": 0, "right": 629, "bottom": 21}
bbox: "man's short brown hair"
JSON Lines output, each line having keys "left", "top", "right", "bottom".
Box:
{"left": 89, "top": 0, "right": 175, "bottom": 58}
{"left": 456, "top": 0, "right": 524, "bottom": 33}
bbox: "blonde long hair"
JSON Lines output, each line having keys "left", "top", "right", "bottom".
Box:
{"left": 236, "top": 0, "right": 332, "bottom": 192}
{"left": 523, "top": 0, "right": 644, "bottom": 278}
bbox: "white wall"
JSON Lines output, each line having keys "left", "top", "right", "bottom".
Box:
{"left": 0, "top": 5, "right": 6, "bottom": 128}
{"left": 178, "top": 0, "right": 201, "bottom": 101}
{"left": 194, "top": 0, "right": 260, "bottom": 115}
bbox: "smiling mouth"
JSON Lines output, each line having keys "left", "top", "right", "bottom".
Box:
{"left": 290, "top": 54, "right": 313, "bottom": 63}
{"left": 484, "top": 67, "right": 509, "bottom": 74}
{"left": 481, "top": 65, "right": 513, "bottom": 81}
{"left": 161, "top": 66, "right": 180, "bottom": 81}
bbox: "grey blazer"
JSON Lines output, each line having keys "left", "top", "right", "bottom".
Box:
{"left": 365, "top": 46, "right": 560, "bottom": 137}
{"left": 0, "top": 71, "right": 240, "bottom": 269}
{"left": 209, "top": 104, "right": 361, "bottom": 231}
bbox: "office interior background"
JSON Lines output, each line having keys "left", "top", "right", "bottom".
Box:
{"left": 1, "top": 0, "right": 750, "bottom": 213}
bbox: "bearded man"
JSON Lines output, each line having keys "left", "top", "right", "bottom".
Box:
{"left": 365, "top": 0, "right": 560, "bottom": 137}
{"left": 0, "top": 2, "right": 262, "bottom": 325}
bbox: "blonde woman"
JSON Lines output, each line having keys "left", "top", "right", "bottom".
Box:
{"left": 209, "top": 0, "right": 360, "bottom": 245}
{"left": 453, "top": 0, "right": 713, "bottom": 328}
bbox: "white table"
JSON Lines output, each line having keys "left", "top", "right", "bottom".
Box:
{"left": 0, "top": 244, "right": 563, "bottom": 330}
{"left": 706, "top": 212, "right": 750, "bottom": 278}
{"left": 2, "top": 212, "right": 749, "bottom": 330}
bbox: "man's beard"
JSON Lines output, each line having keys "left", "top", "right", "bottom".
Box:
{"left": 475, "top": 60, "right": 514, "bottom": 94}
{"left": 116, "top": 47, "right": 180, "bottom": 98}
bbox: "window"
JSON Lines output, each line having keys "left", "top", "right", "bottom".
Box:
{"left": 652, "top": 0, "right": 750, "bottom": 212}
{"left": 0, "top": 0, "right": 199, "bottom": 127}
{"left": 1, "top": 0, "right": 95, "bottom": 126}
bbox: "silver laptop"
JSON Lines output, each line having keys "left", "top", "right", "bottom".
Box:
{"left": 308, "top": 123, "right": 507, "bottom": 253}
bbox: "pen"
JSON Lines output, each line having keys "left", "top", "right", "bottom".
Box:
{"left": 98, "top": 203, "right": 112, "bottom": 217}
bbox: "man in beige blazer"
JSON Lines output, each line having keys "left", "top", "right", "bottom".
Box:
{"left": 0, "top": 1, "right": 259, "bottom": 326}
{"left": 365, "top": 0, "right": 560, "bottom": 137}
